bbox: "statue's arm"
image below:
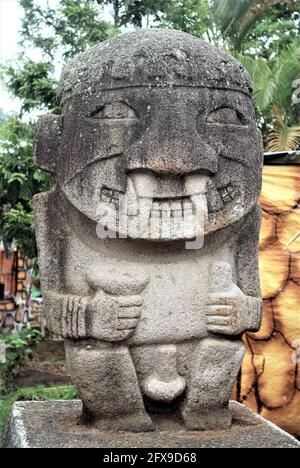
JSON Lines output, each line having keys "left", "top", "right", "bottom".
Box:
{"left": 43, "top": 290, "right": 89, "bottom": 338}
{"left": 236, "top": 204, "right": 263, "bottom": 333}
{"left": 34, "top": 190, "right": 86, "bottom": 338}
{"left": 207, "top": 205, "right": 263, "bottom": 336}
{"left": 34, "top": 190, "right": 142, "bottom": 341}
{"left": 43, "top": 289, "right": 143, "bottom": 341}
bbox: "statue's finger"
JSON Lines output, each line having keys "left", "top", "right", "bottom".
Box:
{"left": 206, "top": 305, "right": 232, "bottom": 316}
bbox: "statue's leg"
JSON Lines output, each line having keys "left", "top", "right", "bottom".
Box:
{"left": 181, "top": 336, "right": 245, "bottom": 431}
{"left": 65, "top": 339, "right": 154, "bottom": 432}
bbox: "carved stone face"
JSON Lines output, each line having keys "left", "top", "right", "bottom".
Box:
{"left": 36, "top": 30, "right": 263, "bottom": 241}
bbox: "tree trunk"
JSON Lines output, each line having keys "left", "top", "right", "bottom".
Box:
{"left": 113, "top": 0, "right": 121, "bottom": 27}
{"left": 236, "top": 0, "right": 297, "bottom": 49}
{"left": 242, "top": 0, "right": 297, "bottom": 37}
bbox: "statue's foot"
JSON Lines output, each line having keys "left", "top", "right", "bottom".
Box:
{"left": 182, "top": 407, "right": 232, "bottom": 431}
{"left": 88, "top": 413, "right": 155, "bottom": 432}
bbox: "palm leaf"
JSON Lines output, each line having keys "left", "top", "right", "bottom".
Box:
{"left": 211, "top": 0, "right": 295, "bottom": 49}
{"left": 275, "top": 41, "right": 300, "bottom": 110}
{"left": 252, "top": 59, "right": 276, "bottom": 111}
{"left": 235, "top": 53, "right": 257, "bottom": 81}
{"left": 267, "top": 107, "right": 300, "bottom": 151}
{"left": 212, "top": 0, "right": 257, "bottom": 34}
{"left": 235, "top": 53, "right": 275, "bottom": 111}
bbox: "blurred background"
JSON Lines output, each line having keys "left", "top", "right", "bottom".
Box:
{"left": 0, "top": 0, "right": 299, "bottom": 440}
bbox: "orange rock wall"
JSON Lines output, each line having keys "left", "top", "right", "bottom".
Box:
{"left": 235, "top": 165, "right": 300, "bottom": 436}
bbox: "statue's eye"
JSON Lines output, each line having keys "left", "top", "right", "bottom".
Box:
{"left": 207, "top": 107, "right": 245, "bottom": 126}
{"left": 91, "top": 102, "right": 138, "bottom": 120}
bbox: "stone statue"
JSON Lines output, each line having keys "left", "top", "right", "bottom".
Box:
{"left": 34, "top": 29, "right": 263, "bottom": 432}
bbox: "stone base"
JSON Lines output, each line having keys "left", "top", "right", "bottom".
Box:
{"left": 4, "top": 400, "right": 300, "bottom": 448}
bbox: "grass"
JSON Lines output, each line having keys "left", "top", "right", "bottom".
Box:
{"left": 0, "top": 384, "right": 78, "bottom": 444}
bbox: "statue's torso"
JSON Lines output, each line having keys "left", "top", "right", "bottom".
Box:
{"left": 63, "top": 216, "right": 236, "bottom": 344}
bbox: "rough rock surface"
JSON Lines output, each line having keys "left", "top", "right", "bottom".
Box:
{"left": 4, "top": 401, "right": 300, "bottom": 448}
{"left": 34, "top": 29, "right": 264, "bottom": 432}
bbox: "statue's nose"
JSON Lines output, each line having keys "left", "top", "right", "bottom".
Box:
{"left": 128, "top": 121, "right": 219, "bottom": 175}
{"left": 142, "top": 138, "right": 218, "bottom": 175}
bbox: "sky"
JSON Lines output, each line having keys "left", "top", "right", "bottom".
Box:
{"left": 0, "top": 0, "right": 22, "bottom": 112}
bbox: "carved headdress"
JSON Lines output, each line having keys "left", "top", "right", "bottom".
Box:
{"left": 58, "top": 29, "right": 252, "bottom": 107}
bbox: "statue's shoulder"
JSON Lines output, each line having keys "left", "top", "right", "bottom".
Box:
{"left": 34, "top": 188, "right": 70, "bottom": 237}
{"left": 34, "top": 187, "right": 64, "bottom": 215}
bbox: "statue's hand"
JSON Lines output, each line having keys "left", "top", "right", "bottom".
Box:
{"left": 207, "top": 261, "right": 262, "bottom": 336}
{"left": 86, "top": 293, "right": 143, "bottom": 342}
{"left": 207, "top": 285, "right": 248, "bottom": 336}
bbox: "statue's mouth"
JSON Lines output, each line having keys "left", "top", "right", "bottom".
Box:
{"left": 98, "top": 172, "right": 240, "bottom": 240}
{"left": 100, "top": 182, "right": 239, "bottom": 212}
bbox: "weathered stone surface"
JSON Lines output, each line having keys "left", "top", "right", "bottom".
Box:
{"left": 4, "top": 401, "right": 300, "bottom": 448}
{"left": 34, "top": 29, "right": 264, "bottom": 432}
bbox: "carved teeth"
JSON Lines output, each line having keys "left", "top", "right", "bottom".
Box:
{"left": 190, "top": 194, "right": 208, "bottom": 229}
{"left": 126, "top": 178, "right": 139, "bottom": 216}
{"left": 100, "top": 180, "right": 238, "bottom": 222}
{"left": 152, "top": 198, "right": 192, "bottom": 217}
{"left": 184, "top": 173, "right": 209, "bottom": 195}
{"left": 131, "top": 171, "right": 157, "bottom": 198}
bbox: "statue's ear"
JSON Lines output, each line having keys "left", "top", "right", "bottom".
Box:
{"left": 33, "top": 115, "right": 63, "bottom": 173}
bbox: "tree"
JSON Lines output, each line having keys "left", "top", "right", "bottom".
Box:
{"left": 1, "top": 0, "right": 176, "bottom": 259}
{"left": 159, "top": 0, "right": 220, "bottom": 44}
{"left": 0, "top": 0, "right": 120, "bottom": 258}
{"left": 4, "top": 60, "right": 57, "bottom": 114}
{"left": 239, "top": 40, "right": 300, "bottom": 151}
{"left": 0, "top": 116, "right": 50, "bottom": 257}
{"left": 95, "top": 0, "right": 172, "bottom": 27}
{"left": 21, "top": 0, "right": 118, "bottom": 60}
{"left": 241, "top": 2, "right": 300, "bottom": 58}
{"left": 212, "top": 0, "right": 300, "bottom": 51}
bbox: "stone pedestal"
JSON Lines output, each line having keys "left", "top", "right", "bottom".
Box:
{"left": 4, "top": 401, "right": 300, "bottom": 449}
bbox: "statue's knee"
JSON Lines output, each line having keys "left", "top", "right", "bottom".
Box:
{"left": 65, "top": 339, "right": 129, "bottom": 376}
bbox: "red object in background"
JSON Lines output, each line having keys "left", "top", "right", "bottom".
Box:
{"left": 0, "top": 249, "right": 32, "bottom": 331}
{"left": 0, "top": 250, "right": 17, "bottom": 298}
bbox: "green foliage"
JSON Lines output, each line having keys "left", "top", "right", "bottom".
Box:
{"left": 3, "top": 204, "right": 36, "bottom": 259}
{"left": 2, "top": 60, "right": 57, "bottom": 113}
{"left": 0, "top": 329, "right": 42, "bottom": 395}
{"left": 0, "top": 384, "right": 78, "bottom": 438}
{"left": 212, "top": 0, "right": 300, "bottom": 52}
{"left": 242, "top": 3, "right": 300, "bottom": 58}
{"left": 0, "top": 116, "right": 51, "bottom": 256}
{"left": 238, "top": 40, "right": 300, "bottom": 150}
{"left": 20, "top": 0, "right": 119, "bottom": 60}
{"left": 95, "top": 0, "right": 172, "bottom": 27}
{"left": 160, "top": 0, "right": 218, "bottom": 42}
{"left": 0, "top": 0, "right": 119, "bottom": 257}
